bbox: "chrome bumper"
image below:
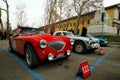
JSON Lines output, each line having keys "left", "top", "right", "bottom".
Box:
{"left": 90, "top": 43, "right": 100, "bottom": 49}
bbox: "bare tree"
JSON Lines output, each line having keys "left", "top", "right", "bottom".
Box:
{"left": 3, "top": 0, "right": 10, "bottom": 35}
{"left": 44, "top": 0, "right": 58, "bottom": 33}
{"left": 72, "top": 0, "right": 103, "bottom": 34}
{"left": 0, "top": 8, "right": 4, "bottom": 35}
{"left": 45, "top": 0, "right": 57, "bottom": 25}
{"left": 44, "top": 0, "right": 103, "bottom": 34}
{"left": 57, "top": 0, "right": 67, "bottom": 21}
{"left": 44, "top": 0, "right": 70, "bottom": 33}
{"left": 15, "top": 4, "right": 27, "bottom": 26}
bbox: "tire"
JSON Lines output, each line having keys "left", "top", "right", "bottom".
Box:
{"left": 25, "top": 44, "right": 40, "bottom": 68}
{"left": 74, "top": 41, "right": 86, "bottom": 54}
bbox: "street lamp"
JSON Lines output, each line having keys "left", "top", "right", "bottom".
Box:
{"left": 99, "top": 3, "right": 105, "bottom": 36}
{"left": 101, "top": 12, "right": 105, "bottom": 35}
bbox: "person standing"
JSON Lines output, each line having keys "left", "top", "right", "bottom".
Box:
{"left": 81, "top": 26, "right": 87, "bottom": 36}
{"left": 17, "top": 25, "right": 22, "bottom": 36}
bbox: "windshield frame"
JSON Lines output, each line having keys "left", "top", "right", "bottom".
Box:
{"left": 21, "top": 28, "right": 45, "bottom": 35}
{"left": 63, "top": 31, "right": 74, "bottom": 36}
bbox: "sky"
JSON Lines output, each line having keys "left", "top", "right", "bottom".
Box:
{"left": 0, "top": 0, "right": 120, "bottom": 30}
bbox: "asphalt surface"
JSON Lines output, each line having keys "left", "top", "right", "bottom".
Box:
{"left": 0, "top": 40, "right": 120, "bottom": 80}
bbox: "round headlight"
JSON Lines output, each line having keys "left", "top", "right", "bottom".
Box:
{"left": 48, "top": 53, "right": 54, "bottom": 61}
{"left": 70, "top": 39, "right": 74, "bottom": 45}
{"left": 39, "top": 40, "right": 47, "bottom": 48}
{"left": 66, "top": 50, "right": 71, "bottom": 56}
{"left": 88, "top": 39, "right": 93, "bottom": 44}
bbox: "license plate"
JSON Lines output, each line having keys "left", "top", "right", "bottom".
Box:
{"left": 57, "top": 54, "right": 64, "bottom": 58}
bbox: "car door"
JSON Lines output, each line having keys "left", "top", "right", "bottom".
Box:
{"left": 11, "top": 37, "right": 17, "bottom": 51}
{"left": 10, "top": 30, "right": 18, "bottom": 51}
{"left": 11, "top": 29, "right": 24, "bottom": 54}
{"left": 15, "top": 36, "right": 25, "bottom": 55}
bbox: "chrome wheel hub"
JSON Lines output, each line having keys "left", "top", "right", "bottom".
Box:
{"left": 26, "top": 48, "right": 32, "bottom": 65}
{"left": 75, "top": 44, "right": 83, "bottom": 53}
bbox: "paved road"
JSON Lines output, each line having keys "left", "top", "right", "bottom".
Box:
{"left": 0, "top": 40, "right": 120, "bottom": 80}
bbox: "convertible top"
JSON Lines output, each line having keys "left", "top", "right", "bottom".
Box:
{"left": 20, "top": 27, "right": 39, "bottom": 29}
{"left": 12, "top": 26, "right": 42, "bottom": 32}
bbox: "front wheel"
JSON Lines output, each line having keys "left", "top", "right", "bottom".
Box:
{"left": 74, "top": 41, "right": 86, "bottom": 54}
{"left": 25, "top": 44, "right": 40, "bottom": 68}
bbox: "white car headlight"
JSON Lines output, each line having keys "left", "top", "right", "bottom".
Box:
{"left": 88, "top": 39, "right": 93, "bottom": 44}
{"left": 39, "top": 40, "right": 47, "bottom": 48}
{"left": 66, "top": 50, "right": 71, "bottom": 56}
{"left": 48, "top": 53, "right": 54, "bottom": 61}
{"left": 70, "top": 39, "right": 74, "bottom": 45}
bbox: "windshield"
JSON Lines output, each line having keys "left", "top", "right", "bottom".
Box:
{"left": 63, "top": 32, "right": 74, "bottom": 36}
{"left": 21, "top": 28, "right": 45, "bottom": 34}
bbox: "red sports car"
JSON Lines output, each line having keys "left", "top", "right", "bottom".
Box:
{"left": 9, "top": 27, "right": 74, "bottom": 68}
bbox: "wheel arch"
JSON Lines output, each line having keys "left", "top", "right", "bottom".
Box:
{"left": 24, "top": 42, "right": 40, "bottom": 68}
{"left": 74, "top": 40, "right": 86, "bottom": 47}
{"left": 24, "top": 41, "right": 34, "bottom": 53}
{"left": 73, "top": 39, "right": 87, "bottom": 53}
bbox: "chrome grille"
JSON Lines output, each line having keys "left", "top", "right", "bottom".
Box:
{"left": 48, "top": 40, "right": 65, "bottom": 51}
{"left": 92, "top": 40, "right": 99, "bottom": 44}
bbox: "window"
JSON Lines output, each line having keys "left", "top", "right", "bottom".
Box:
{"left": 55, "top": 32, "right": 62, "bottom": 36}
{"left": 119, "top": 11, "right": 120, "bottom": 20}
{"left": 70, "top": 23, "right": 72, "bottom": 27}
{"left": 74, "top": 22, "right": 76, "bottom": 27}
{"left": 82, "top": 20, "right": 84, "bottom": 25}
{"left": 88, "top": 20, "right": 90, "bottom": 24}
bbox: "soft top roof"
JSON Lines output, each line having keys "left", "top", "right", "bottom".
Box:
{"left": 13, "top": 26, "right": 42, "bottom": 31}
{"left": 20, "top": 27, "right": 40, "bottom": 29}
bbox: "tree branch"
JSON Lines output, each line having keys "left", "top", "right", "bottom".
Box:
{"left": 0, "top": 8, "right": 7, "bottom": 12}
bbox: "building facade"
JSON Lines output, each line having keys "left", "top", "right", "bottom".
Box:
{"left": 41, "top": 3, "right": 120, "bottom": 35}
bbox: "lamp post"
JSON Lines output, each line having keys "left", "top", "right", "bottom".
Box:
{"left": 100, "top": 3, "right": 105, "bottom": 36}
{"left": 101, "top": 12, "right": 105, "bottom": 35}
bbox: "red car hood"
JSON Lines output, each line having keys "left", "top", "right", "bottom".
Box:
{"left": 24, "top": 34, "right": 69, "bottom": 42}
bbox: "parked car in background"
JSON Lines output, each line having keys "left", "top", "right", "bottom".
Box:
{"left": 98, "top": 38, "right": 108, "bottom": 46}
{"left": 53, "top": 31, "right": 100, "bottom": 54}
{"left": 87, "top": 34, "right": 108, "bottom": 46}
{"left": 9, "top": 27, "right": 74, "bottom": 68}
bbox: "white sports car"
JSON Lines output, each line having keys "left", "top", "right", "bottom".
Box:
{"left": 53, "top": 31, "right": 100, "bottom": 54}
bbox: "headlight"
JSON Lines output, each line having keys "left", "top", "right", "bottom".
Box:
{"left": 88, "top": 39, "right": 93, "bottom": 44}
{"left": 66, "top": 50, "right": 71, "bottom": 56}
{"left": 48, "top": 53, "right": 54, "bottom": 61}
{"left": 70, "top": 39, "right": 74, "bottom": 45}
{"left": 39, "top": 40, "right": 47, "bottom": 48}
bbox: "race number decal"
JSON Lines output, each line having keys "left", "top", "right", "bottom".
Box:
{"left": 80, "top": 61, "right": 91, "bottom": 78}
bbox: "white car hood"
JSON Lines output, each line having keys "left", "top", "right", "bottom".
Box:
{"left": 67, "top": 35, "right": 90, "bottom": 41}
{"left": 67, "top": 35, "right": 99, "bottom": 43}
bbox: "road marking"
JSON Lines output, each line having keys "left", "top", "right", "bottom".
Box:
{"left": 76, "top": 46, "right": 116, "bottom": 80}
{"left": 103, "top": 61, "right": 120, "bottom": 67}
{"left": 3, "top": 48, "right": 44, "bottom": 80}
{"left": 73, "top": 53, "right": 120, "bottom": 67}
{"left": 90, "top": 47, "right": 115, "bottom": 71}
{"left": 79, "top": 55, "right": 120, "bottom": 67}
